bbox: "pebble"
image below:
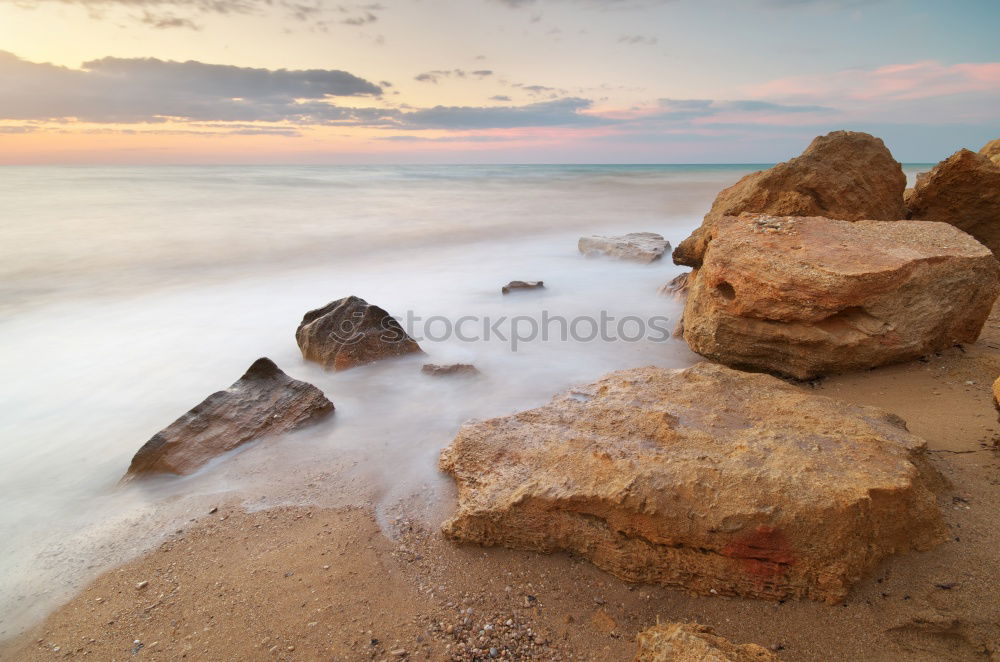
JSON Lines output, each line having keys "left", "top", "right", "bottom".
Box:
{"left": 135, "top": 581, "right": 149, "bottom": 590}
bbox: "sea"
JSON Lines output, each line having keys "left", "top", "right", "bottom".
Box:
{"left": 0, "top": 163, "right": 930, "bottom": 637}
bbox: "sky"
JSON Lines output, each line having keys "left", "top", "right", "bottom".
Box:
{"left": 0, "top": 0, "right": 997, "bottom": 164}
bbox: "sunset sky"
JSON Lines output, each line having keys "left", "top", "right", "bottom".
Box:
{"left": 1, "top": 0, "right": 997, "bottom": 163}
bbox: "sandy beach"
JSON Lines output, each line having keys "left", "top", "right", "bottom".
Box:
{"left": 4, "top": 298, "right": 998, "bottom": 661}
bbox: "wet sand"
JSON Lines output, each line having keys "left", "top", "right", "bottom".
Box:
{"left": 4, "top": 309, "right": 1000, "bottom": 661}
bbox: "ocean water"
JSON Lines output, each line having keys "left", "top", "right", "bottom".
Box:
{"left": 0, "top": 163, "right": 930, "bottom": 637}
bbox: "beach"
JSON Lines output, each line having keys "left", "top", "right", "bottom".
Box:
{"left": 3, "top": 163, "right": 998, "bottom": 660}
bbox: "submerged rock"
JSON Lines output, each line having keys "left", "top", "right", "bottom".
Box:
{"left": 657, "top": 271, "right": 690, "bottom": 300}
{"left": 501, "top": 280, "right": 544, "bottom": 295}
{"left": 579, "top": 232, "right": 670, "bottom": 263}
{"left": 296, "top": 296, "right": 422, "bottom": 371}
{"left": 125, "top": 358, "right": 334, "bottom": 478}
{"left": 682, "top": 214, "right": 1000, "bottom": 379}
{"left": 440, "top": 362, "right": 945, "bottom": 604}
{"left": 905, "top": 149, "right": 1000, "bottom": 256}
{"left": 634, "top": 623, "right": 777, "bottom": 662}
{"left": 422, "top": 363, "right": 480, "bottom": 376}
{"left": 674, "top": 131, "right": 906, "bottom": 267}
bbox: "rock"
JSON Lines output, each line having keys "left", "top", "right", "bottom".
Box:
{"left": 905, "top": 149, "right": 1000, "bottom": 256}
{"left": 501, "top": 280, "right": 544, "bottom": 295}
{"left": 125, "top": 358, "right": 334, "bottom": 478}
{"left": 657, "top": 272, "right": 690, "bottom": 300}
{"left": 296, "top": 296, "right": 422, "bottom": 371}
{"left": 634, "top": 623, "right": 777, "bottom": 662}
{"left": 422, "top": 363, "right": 480, "bottom": 376}
{"left": 439, "top": 362, "right": 945, "bottom": 604}
{"left": 681, "top": 214, "right": 1000, "bottom": 379}
{"left": 579, "top": 232, "right": 670, "bottom": 263}
{"left": 979, "top": 138, "right": 1000, "bottom": 167}
{"left": 674, "top": 131, "right": 906, "bottom": 267}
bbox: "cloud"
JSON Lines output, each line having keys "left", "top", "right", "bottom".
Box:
{"left": 139, "top": 11, "right": 200, "bottom": 28}
{"left": 493, "top": 0, "right": 674, "bottom": 7}
{"left": 0, "top": 51, "right": 383, "bottom": 123}
{"left": 490, "top": 95, "right": 512, "bottom": 102}
{"left": 0, "top": 51, "right": 612, "bottom": 132}
{"left": 747, "top": 60, "right": 1000, "bottom": 103}
{"left": 414, "top": 69, "right": 494, "bottom": 83}
{"left": 0, "top": 0, "right": 386, "bottom": 28}
{"left": 398, "top": 98, "right": 607, "bottom": 130}
{"left": 618, "top": 34, "right": 658, "bottom": 45}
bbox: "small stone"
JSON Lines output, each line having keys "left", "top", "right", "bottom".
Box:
{"left": 135, "top": 581, "right": 149, "bottom": 590}
{"left": 501, "top": 280, "right": 544, "bottom": 295}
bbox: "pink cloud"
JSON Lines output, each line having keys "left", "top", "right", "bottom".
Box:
{"left": 747, "top": 60, "right": 1000, "bottom": 102}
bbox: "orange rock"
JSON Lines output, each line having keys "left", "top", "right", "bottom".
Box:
{"left": 124, "top": 358, "right": 333, "bottom": 478}
{"left": 634, "top": 623, "right": 777, "bottom": 662}
{"left": 439, "top": 362, "right": 945, "bottom": 604}
{"left": 979, "top": 138, "right": 1000, "bottom": 167}
{"left": 682, "top": 214, "right": 1000, "bottom": 379}
{"left": 905, "top": 148, "right": 1000, "bottom": 256}
{"left": 674, "top": 131, "right": 905, "bottom": 267}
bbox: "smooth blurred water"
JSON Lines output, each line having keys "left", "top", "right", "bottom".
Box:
{"left": 0, "top": 163, "right": 931, "bottom": 637}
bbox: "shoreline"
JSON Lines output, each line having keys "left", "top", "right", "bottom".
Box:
{"left": 4, "top": 307, "right": 1000, "bottom": 661}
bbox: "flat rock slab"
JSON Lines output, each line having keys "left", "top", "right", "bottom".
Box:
{"left": 440, "top": 362, "right": 945, "bottom": 603}
{"left": 579, "top": 232, "right": 670, "bottom": 263}
{"left": 125, "top": 358, "right": 334, "bottom": 478}
{"left": 296, "top": 296, "right": 422, "bottom": 371}
{"left": 634, "top": 623, "right": 777, "bottom": 662}
{"left": 422, "top": 363, "right": 480, "bottom": 376}
{"left": 682, "top": 214, "right": 1000, "bottom": 379}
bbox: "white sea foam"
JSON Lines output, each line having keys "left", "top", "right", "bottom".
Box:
{"left": 0, "top": 163, "right": 930, "bottom": 637}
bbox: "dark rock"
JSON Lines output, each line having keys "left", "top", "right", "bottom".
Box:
{"left": 501, "top": 281, "right": 544, "bottom": 295}
{"left": 296, "top": 296, "right": 422, "bottom": 371}
{"left": 124, "top": 358, "right": 333, "bottom": 478}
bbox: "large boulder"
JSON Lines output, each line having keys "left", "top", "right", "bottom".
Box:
{"left": 980, "top": 138, "right": 1000, "bottom": 167}
{"left": 439, "top": 362, "right": 945, "bottom": 604}
{"left": 674, "top": 131, "right": 906, "bottom": 267}
{"left": 682, "top": 214, "right": 1000, "bottom": 379}
{"left": 579, "top": 232, "right": 670, "bottom": 263}
{"left": 125, "top": 358, "right": 334, "bottom": 478}
{"left": 296, "top": 296, "right": 422, "bottom": 371}
{"left": 634, "top": 623, "right": 777, "bottom": 662}
{"left": 905, "top": 149, "right": 1000, "bottom": 256}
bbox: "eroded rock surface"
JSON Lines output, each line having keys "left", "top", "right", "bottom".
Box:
{"left": 125, "top": 358, "right": 334, "bottom": 478}
{"left": 296, "top": 296, "right": 422, "bottom": 371}
{"left": 682, "top": 214, "right": 999, "bottom": 379}
{"left": 579, "top": 232, "right": 670, "bottom": 263}
{"left": 980, "top": 138, "right": 1000, "bottom": 167}
{"left": 440, "top": 362, "right": 945, "bottom": 603}
{"left": 674, "top": 131, "right": 905, "bottom": 267}
{"left": 634, "top": 623, "right": 777, "bottom": 662}
{"left": 422, "top": 363, "right": 480, "bottom": 376}
{"left": 905, "top": 149, "right": 1000, "bottom": 256}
